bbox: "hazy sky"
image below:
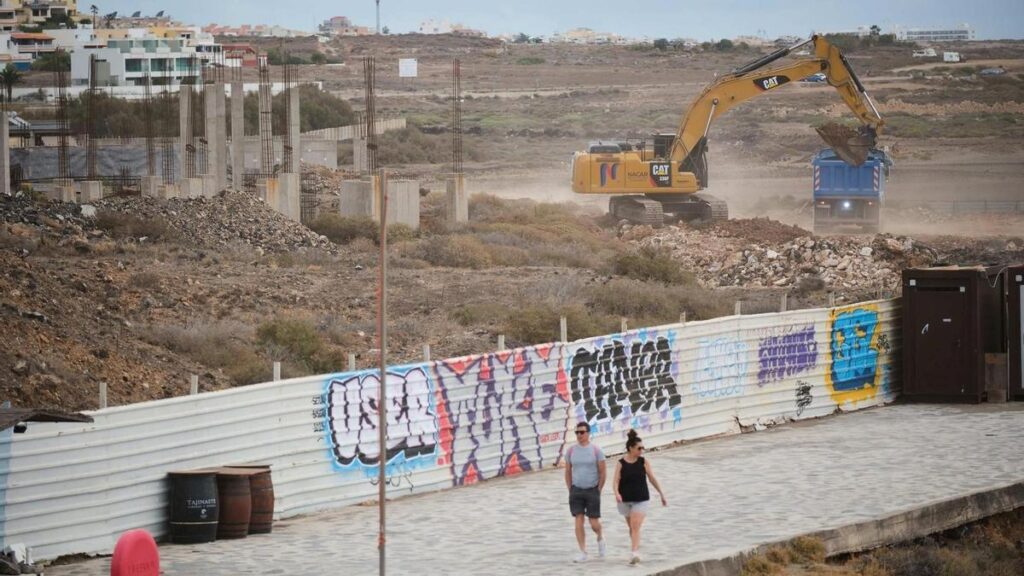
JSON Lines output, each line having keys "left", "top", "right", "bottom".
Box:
{"left": 98, "top": 1, "right": 1024, "bottom": 40}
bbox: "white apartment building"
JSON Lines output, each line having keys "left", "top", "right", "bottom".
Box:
{"left": 894, "top": 24, "right": 976, "bottom": 42}
{"left": 70, "top": 37, "right": 202, "bottom": 87}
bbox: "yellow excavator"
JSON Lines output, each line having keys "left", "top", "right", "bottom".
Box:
{"left": 570, "top": 35, "right": 885, "bottom": 225}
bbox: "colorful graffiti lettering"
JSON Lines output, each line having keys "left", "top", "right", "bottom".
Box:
{"left": 433, "top": 344, "right": 570, "bottom": 486}
{"left": 568, "top": 334, "right": 682, "bottom": 426}
{"left": 826, "top": 305, "right": 883, "bottom": 405}
{"left": 325, "top": 367, "right": 438, "bottom": 470}
{"left": 757, "top": 325, "right": 818, "bottom": 385}
{"left": 694, "top": 337, "right": 748, "bottom": 400}
{"left": 795, "top": 381, "right": 813, "bottom": 416}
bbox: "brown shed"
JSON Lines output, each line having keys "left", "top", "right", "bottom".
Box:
{"left": 902, "top": 266, "right": 1007, "bottom": 402}
{"left": 1009, "top": 264, "right": 1024, "bottom": 401}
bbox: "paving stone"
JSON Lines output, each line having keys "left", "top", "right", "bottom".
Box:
{"left": 46, "top": 404, "right": 1024, "bottom": 575}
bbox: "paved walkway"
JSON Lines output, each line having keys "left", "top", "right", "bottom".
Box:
{"left": 49, "top": 404, "right": 1024, "bottom": 575}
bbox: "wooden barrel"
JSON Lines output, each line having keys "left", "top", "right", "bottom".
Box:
{"left": 248, "top": 469, "right": 274, "bottom": 534}
{"left": 167, "top": 471, "right": 218, "bottom": 544}
{"left": 215, "top": 470, "right": 252, "bottom": 539}
{"left": 227, "top": 464, "right": 275, "bottom": 534}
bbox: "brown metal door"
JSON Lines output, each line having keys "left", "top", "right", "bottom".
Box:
{"left": 913, "top": 288, "right": 970, "bottom": 396}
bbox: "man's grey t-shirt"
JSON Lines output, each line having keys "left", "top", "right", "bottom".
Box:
{"left": 568, "top": 442, "right": 606, "bottom": 489}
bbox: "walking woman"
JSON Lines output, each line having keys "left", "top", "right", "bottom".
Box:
{"left": 613, "top": 429, "right": 667, "bottom": 565}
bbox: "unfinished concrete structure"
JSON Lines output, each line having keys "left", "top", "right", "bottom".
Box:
{"left": 340, "top": 178, "right": 420, "bottom": 229}
{"left": 179, "top": 84, "right": 192, "bottom": 179}
{"left": 204, "top": 82, "right": 222, "bottom": 193}
{"left": 446, "top": 174, "right": 468, "bottom": 224}
{"left": 230, "top": 80, "right": 244, "bottom": 189}
{"left": 1, "top": 111, "right": 9, "bottom": 197}
{"left": 77, "top": 181, "right": 102, "bottom": 203}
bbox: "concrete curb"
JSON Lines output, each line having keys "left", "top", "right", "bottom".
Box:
{"left": 653, "top": 480, "right": 1024, "bottom": 576}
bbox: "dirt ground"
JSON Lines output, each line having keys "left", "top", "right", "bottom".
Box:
{"left": 2, "top": 36, "right": 1023, "bottom": 413}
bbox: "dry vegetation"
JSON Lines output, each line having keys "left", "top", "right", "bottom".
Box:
{"left": 741, "top": 509, "right": 1024, "bottom": 576}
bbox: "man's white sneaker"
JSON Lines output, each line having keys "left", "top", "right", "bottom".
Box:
{"left": 573, "top": 552, "right": 587, "bottom": 563}
{"left": 629, "top": 552, "right": 641, "bottom": 565}
{"left": 597, "top": 538, "right": 607, "bottom": 558}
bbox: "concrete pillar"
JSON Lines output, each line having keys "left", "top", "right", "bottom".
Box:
{"left": 201, "top": 175, "right": 217, "bottom": 198}
{"left": 385, "top": 179, "right": 420, "bottom": 229}
{"left": 214, "top": 83, "right": 227, "bottom": 191}
{"left": 141, "top": 175, "right": 160, "bottom": 198}
{"left": 278, "top": 172, "right": 300, "bottom": 221}
{"left": 230, "top": 81, "right": 244, "bottom": 190}
{"left": 180, "top": 177, "right": 204, "bottom": 199}
{"left": 78, "top": 180, "right": 102, "bottom": 203}
{"left": 159, "top": 184, "right": 179, "bottom": 200}
{"left": 258, "top": 178, "right": 279, "bottom": 209}
{"left": 338, "top": 178, "right": 419, "bottom": 228}
{"left": 50, "top": 185, "right": 76, "bottom": 203}
{"left": 179, "top": 84, "right": 192, "bottom": 181}
{"left": 353, "top": 136, "right": 368, "bottom": 173}
{"left": 446, "top": 174, "right": 468, "bottom": 224}
{"left": 258, "top": 82, "right": 273, "bottom": 176}
{"left": 287, "top": 84, "right": 300, "bottom": 173}
{"left": 204, "top": 83, "right": 220, "bottom": 190}
{"left": 339, "top": 179, "right": 374, "bottom": 218}
{"left": 0, "top": 111, "right": 9, "bottom": 197}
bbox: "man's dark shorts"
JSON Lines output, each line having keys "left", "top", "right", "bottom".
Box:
{"left": 569, "top": 485, "right": 601, "bottom": 518}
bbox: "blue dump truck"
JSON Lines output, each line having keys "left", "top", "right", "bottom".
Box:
{"left": 812, "top": 148, "right": 892, "bottom": 234}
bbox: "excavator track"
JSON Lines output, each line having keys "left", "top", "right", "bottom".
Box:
{"left": 610, "top": 196, "right": 665, "bottom": 226}
{"left": 694, "top": 193, "right": 729, "bottom": 222}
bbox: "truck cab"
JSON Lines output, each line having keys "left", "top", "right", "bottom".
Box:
{"left": 812, "top": 148, "right": 892, "bottom": 234}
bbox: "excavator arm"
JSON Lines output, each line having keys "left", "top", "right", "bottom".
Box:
{"left": 672, "top": 35, "right": 884, "bottom": 180}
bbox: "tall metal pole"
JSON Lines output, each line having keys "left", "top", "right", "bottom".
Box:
{"left": 376, "top": 166, "right": 388, "bottom": 575}
{"left": 376, "top": 0, "right": 381, "bottom": 34}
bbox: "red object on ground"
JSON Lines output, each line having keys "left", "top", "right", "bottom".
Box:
{"left": 110, "top": 529, "right": 160, "bottom": 576}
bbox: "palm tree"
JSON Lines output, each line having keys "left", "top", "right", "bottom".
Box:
{"left": 90, "top": 5, "right": 99, "bottom": 28}
{"left": 0, "top": 65, "right": 22, "bottom": 103}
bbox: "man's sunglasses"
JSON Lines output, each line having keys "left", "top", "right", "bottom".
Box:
{"left": 575, "top": 430, "right": 588, "bottom": 435}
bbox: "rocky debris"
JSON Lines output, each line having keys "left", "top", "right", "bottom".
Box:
{"left": 97, "top": 189, "right": 335, "bottom": 254}
{"left": 633, "top": 223, "right": 1023, "bottom": 296}
{"left": 709, "top": 218, "right": 810, "bottom": 244}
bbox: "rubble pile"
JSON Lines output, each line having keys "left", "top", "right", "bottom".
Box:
{"left": 630, "top": 221, "right": 937, "bottom": 293}
{"left": 98, "top": 189, "right": 335, "bottom": 253}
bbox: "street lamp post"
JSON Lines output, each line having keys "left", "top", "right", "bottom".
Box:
{"left": 376, "top": 0, "right": 381, "bottom": 35}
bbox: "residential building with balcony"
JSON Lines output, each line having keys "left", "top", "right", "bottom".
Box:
{"left": 894, "top": 23, "right": 976, "bottom": 42}
{"left": 70, "top": 36, "right": 202, "bottom": 87}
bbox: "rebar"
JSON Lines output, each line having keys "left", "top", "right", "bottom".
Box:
{"left": 85, "top": 54, "right": 98, "bottom": 179}
{"left": 452, "top": 58, "right": 463, "bottom": 176}
{"left": 258, "top": 54, "right": 274, "bottom": 177}
{"left": 282, "top": 56, "right": 294, "bottom": 173}
{"left": 363, "top": 57, "right": 377, "bottom": 172}
{"left": 54, "top": 51, "right": 71, "bottom": 186}
{"left": 143, "top": 74, "right": 156, "bottom": 177}
{"left": 161, "top": 87, "right": 175, "bottom": 184}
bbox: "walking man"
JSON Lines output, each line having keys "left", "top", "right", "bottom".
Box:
{"left": 565, "top": 422, "right": 607, "bottom": 563}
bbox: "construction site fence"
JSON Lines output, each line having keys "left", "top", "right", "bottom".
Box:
{"left": 0, "top": 299, "right": 901, "bottom": 561}
{"left": 927, "top": 200, "right": 1024, "bottom": 215}
{"left": 303, "top": 118, "right": 406, "bottom": 141}
{"left": 8, "top": 81, "right": 324, "bottom": 102}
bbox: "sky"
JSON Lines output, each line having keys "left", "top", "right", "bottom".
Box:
{"left": 98, "top": 1, "right": 1024, "bottom": 40}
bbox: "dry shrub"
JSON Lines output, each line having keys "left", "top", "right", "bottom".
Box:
{"left": 612, "top": 246, "right": 694, "bottom": 285}
{"left": 308, "top": 214, "right": 378, "bottom": 244}
{"left": 765, "top": 546, "right": 792, "bottom": 565}
{"left": 502, "top": 303, "right": 617, "bottom": 346}
{"left": 95, "top": 210, "right": 176, "bottom": 241}
{"left": 587, "top": 278, "right": 731, "bottom": 324}
{"left": 256, "top": 316, "right": 348, "bottom": 375}
{"left": 789, "top": 536, "right": 827, "bottom": 563}
{"left": 740, "top": 555, "right": 785, "bottom": 576}
{"left": 129, "top": 271, "right": 161, "bottom": 290}
{"left": 450, "top": 302, "right": 509, "bottom": 327}
{"left": 142, "top": 322, "right": 267, "bottom": 385}
{"left": 403, "top": 234, "right": 529, "bottom": 268}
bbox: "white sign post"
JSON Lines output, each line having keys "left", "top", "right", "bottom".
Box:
{"left": 398, "top": 58, "right": 418, "bottom": 78}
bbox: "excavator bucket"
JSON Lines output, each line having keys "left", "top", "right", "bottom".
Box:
{"left": 815, "top": 122, "right": 877, "bottom": 166}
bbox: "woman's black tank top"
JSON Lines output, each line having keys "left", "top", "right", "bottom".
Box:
{"left": 618, "top": 456, "right": 649, "bottom": 502}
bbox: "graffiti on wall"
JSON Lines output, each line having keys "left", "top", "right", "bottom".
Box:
{"left": 322, "top": 368, "right": 439, "bottom": 481}
{"left": 694, "top": 336, "right": 748, "bottom": 400}
{"left": 795, "top": 381, "right": 813, "bottom": 416}
{"left": 433, "top": 344, "right": 570, "bottom": 486}
{"left": 826, "top": 304, "right": 884, "bottom": 405}
{"left": 568, "top": 331, "right": 682, "bottom": 431}
{"left": 757, "top": 325, "right": 818, "bottom": 385}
